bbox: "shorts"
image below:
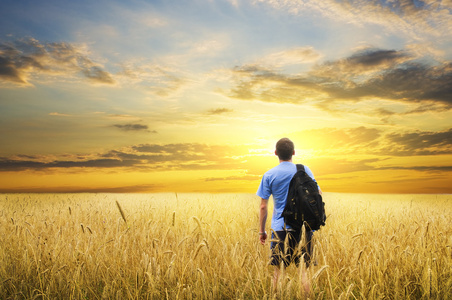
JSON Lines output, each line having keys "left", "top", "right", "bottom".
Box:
{"left": 270, "top": 230, "right": 313, "bottom": 267}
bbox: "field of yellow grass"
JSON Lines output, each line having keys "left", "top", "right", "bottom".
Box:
{"left": 1, "top": 192, "right": 451, "bottom": 299}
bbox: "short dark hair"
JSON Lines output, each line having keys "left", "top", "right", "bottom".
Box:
{"left": 275, "top": 138, "right": 294, "bottom": 161}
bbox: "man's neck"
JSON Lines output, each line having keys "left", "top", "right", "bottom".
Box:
{"left": 279, "top": 159, "right": 293, "bottom": 163}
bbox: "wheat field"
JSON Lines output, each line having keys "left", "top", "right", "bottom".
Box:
{"left": 0, "top": 192, "right": 451, "bottom": 299}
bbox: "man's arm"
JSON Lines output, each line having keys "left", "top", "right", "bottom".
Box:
{"left": 259, "top": 198, "right": 268, "bottom": 245}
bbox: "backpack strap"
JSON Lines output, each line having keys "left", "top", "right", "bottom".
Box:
{"left": 296, "top": 164, "right": 305, "bottom": 172}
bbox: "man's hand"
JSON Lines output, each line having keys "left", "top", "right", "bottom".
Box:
{"left": 259, "top": 232, "right": 267, "bottom": 245}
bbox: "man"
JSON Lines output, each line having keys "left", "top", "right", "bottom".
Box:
{"left": 257, "top": 138, "right": 321, "bottom": 293}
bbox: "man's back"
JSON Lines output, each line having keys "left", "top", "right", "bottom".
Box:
{"left": 257, "top": 161, "right": 296, "bottom": 231}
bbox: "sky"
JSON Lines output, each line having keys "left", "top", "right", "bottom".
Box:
{"left": 0, "top": 0, "right": 451, "bottom": 194}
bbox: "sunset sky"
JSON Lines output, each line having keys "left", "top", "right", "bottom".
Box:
{"left": 1, "top": 0, "right": 451, "bottom": 194}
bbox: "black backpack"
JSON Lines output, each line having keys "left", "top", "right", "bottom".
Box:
{"left": 282, "top": 164, "right": 326, "bottom": 231}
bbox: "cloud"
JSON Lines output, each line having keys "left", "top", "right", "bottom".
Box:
{"left": 113, "top": 123, "right": 155, "bottom": 132}
{"left": 49, "top": 112, "right": 71, "bottom": 117}
{"left": 0, "top": 143, "right": 248, "bottom": 172}
{"left": 384, "top": 128, "right": 452, "bottom": 156}
{"left": 118, "top": 63, "right": 187, "bottom": 96}
{"left": 228, "top": 48, "right": 452, "bottom": 110}
{"left": 260, "top": 0, "right": 452, "bottom": 40}
{"left": 82, "top": 66, "right": 115, "bottom": 84}
{"left": 0, "top": 183, "right": 160, "bottom": 193}
{"left": 295, "top": 126, "right": 452, "bottom": 157}
{"left": 0, "top": 55, "right": 25, "bottom": 83}
{"left": 229, "top": 64, "right": 315, "bottom": 103}
{"left": 105, "top": 114, "right": 142, "bottom": 121}
{"left": 206, "top": 108, "right": 233, "bottom": 115}
{"left": 204, "top": 174, "right": 261, "bottom": 182}
{"left": 311, "top": 49, "right": 412, "bottom": 81}
{"left": 353, "top": 62, "right": 452, "bottom": 105}
{"left": 0, "top": 37, "right": 115, "bottom": 86}
{"left": 379, "top": 165, "right": 452, "bottom": 172}
{"left": 0, "top": 158, "right": 135, "bottom": 171}
{"left": 128, "top": 143, "right": 245, "bottom": 168}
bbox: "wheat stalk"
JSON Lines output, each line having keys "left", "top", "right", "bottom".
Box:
{"left": 312, "top": 265, "right": 329, "bottom": 281}
{"left": 193, "top": 242, "right": 206, "bottom": 260}
{"left": 192, "top": 216, "right": 203, "bottom": 236}
{"left": 116, "top": 200, "right": 127, "bottom": 225}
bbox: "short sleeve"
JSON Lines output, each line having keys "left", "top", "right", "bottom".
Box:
{"left": 256, "top": 174, "right": 271, "bottom": 200}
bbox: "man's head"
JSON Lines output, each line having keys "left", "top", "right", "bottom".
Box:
{"left": 275, "top": 138, "right": 294, "bottom": 161}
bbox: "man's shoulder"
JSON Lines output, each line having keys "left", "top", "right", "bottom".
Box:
{"left": 264, "top": 162, "right": 296, "bottom": 177}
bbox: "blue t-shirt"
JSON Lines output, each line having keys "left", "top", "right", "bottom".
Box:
{"left": 256, "top": 161, "right": 319, "bottom": 231}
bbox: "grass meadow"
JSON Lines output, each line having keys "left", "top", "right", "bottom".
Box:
{"left": 0, "top": 192, "right": 451, "bottom": 299}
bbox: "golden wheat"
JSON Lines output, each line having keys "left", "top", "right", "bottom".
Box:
{"left": 0, "top": 192, "right": 451, "bottom": 299}
{"left": 116, "top": 200, "right": 128, "bottom": 225}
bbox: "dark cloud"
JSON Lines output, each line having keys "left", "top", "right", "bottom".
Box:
{"left": 379, "top": 165, "right": 452, "bottom": 172}
{"left": 113, "top": 123, "right": 154, "bottom": 132}
{"left": 132, "top": 143, "right": 238, "bottom": 158}
{"left": 132, "top": 144, "right": 167, "bottom": 153}
{"left": 0, "top": 143, "right": 246, "bottom": 172}
{"left": 316, "top": 62, "right": 452, "bottom": 105}
{"left": 360, "top": 62, "right": 452, "bottom": 104}
{"left": 206, "top": 108, "right": 233, "bottom": 115}
{"left": 0, "top": 158, "right": 137, "bottom": 171}
{"left": 0, "top": 37, "right": 115, "bottom": 85}
{"left": 312, "top": 49, "right": 411, "bottom": 79}
{"left": 0, "top": 55, "right": 25, "bottom": 83}
{"left": 82, "top": 66, "right": 115, "bottom": 84}
{"left": 384, "top": 128, "right": 452, "bottom": 156}
{"left": 229, "top": 48, "right": 452, "bottom": 109}
{"left": 347, "top": 49, "right": 409, "bottom": 67}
